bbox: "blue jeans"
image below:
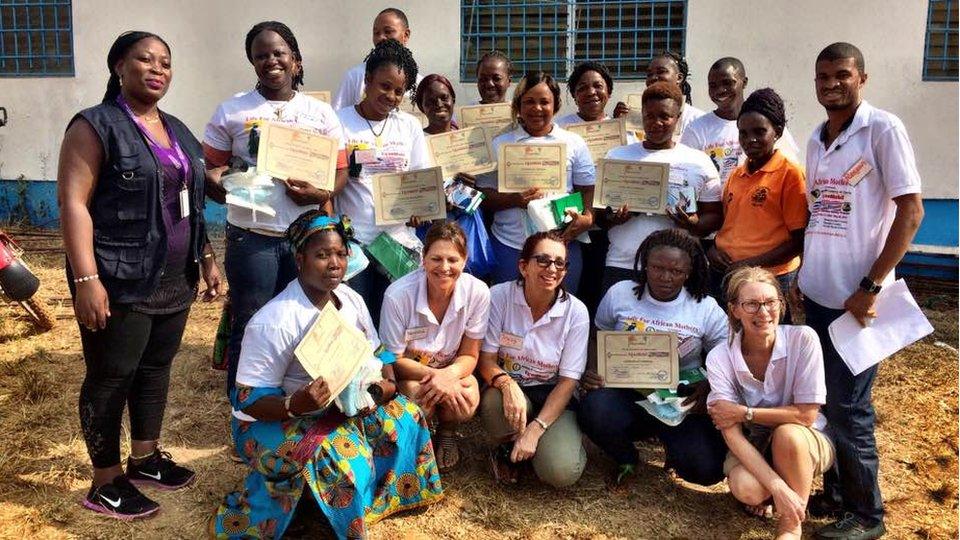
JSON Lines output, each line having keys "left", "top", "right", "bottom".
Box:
{"left": 490, "top": 235, "right": 583, "bottom": 295}
{"left": 578, "top": 387, "right": 727, "bottom": 486}
{"left": 804, "top": 298, "right": 884, "bottom": 525}
{"left": 224, "top": 224, "right": 298, "bottom": 394}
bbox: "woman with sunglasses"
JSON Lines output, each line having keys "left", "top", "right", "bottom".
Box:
{"left": 707, "top": 266, "right": 833, "bottom": 539}
{"left": 476, "top": 231, "right": 589, "bottom": 487}
{"left": 578, "top": 228, "right": 728, "bottom": 487}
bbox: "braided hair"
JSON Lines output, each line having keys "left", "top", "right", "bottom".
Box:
{"left": 245, "top": 21, "right": 305, "bottom": 89}
{"left": 476, "top": 50, "right": 512, "bottom": 74}
{"left": 651, "top": 50, "right": 693, "bottom": 105}
{"left": 632, "top": 228, "right": 709, "bottom": 302}
{"left": 103, "top": 31, "right": 170, "bottom": 103}
{"left": 364, "top": 38, "right": 419, "bottom": 94}
{"left": 739, "top": 87, "right": 786, "bottom": 136}
{"left": 567, "top": 61, "right": 613, "bottom": 96}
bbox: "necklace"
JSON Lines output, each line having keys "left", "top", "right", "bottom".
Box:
{"left": 357, "top": 104, "right": 389, "bottom": 148}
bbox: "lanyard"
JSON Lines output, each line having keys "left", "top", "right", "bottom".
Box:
{"left": 116, "top": 95, "right": 189, "bottom": 178}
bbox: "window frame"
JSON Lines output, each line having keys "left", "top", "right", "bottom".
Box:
{"left": 0, "top": 0, "right": 75, "bottom": 78}
{"left": 923, "top": 0, "right": 958, "bottom": 81}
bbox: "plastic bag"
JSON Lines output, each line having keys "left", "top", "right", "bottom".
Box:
{"left": 333, "top": 357, "right": 384, "bottom": 417}
{"left": 344, "top": 240, "right": 369, "bottom": 281}
{"left": 366, "top": 232, "right": 420, "bottom": 281}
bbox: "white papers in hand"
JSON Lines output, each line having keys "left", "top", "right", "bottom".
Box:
{"left": 828, "top": 279, "right": 933, "bottom": 376}
{"left": 294, "top": 303, "right": 373, "bottom": 407}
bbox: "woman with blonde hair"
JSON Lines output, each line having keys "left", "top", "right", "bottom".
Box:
{"left": 706, "top": 266, "right": 834, "bottom": 539}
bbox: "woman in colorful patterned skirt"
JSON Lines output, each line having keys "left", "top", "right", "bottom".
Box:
{"left": 210, "top": 210, "right": 443, "bottom": 539}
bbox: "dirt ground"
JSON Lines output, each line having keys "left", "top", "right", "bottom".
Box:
{"left": 0, "top": 228, "right": 956, "bottom": 539}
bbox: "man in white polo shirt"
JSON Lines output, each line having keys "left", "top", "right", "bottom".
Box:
{"left": 798, "top": 42, "right": 924, "bottom": 540}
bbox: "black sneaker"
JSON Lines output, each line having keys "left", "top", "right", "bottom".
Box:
{"left": 808, "top": 490, "right": 843, "bottom": 519}
{"left": 815, "top": 513, "right": 887, "bottom": 540}
{"left": 82, "top": 475, "right": 160, "bottom": 520}
{"left": 126, "top": 449, "right": 196, "bottom": 491}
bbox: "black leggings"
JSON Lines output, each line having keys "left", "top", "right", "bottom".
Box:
{"left": 78, "top": 305, "right": 189, "bottom": 468}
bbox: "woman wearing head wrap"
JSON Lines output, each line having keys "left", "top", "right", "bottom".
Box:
{"left": 211, "top": 209, "right": 443, "bottom": 538}
{"left": 57, "top": 30, "right": 222, "bottom": 520}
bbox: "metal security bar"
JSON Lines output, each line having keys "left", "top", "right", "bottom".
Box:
{"left": 0, "top": 0, "right": 73, "bottom": 77}
{"left": 460, "top": 0, "right": 686, "bottom": 82}
{"left": 924, "top": 0, "right": 958, "bottom": 80}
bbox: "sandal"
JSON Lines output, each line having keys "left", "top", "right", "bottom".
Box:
{"left": 488, "top": 446, "right": 519, "bottom": 485}
{"left": 434, "top": 429, "right": 461, "bottom": 472}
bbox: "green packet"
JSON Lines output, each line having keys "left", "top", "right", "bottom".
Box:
{"left": 366, "top": 233, "right": 419, "bottom": 281}
{"left": 550, "top": 191, "right": 584, "bottom": 226}
{"left": 642, "top": 367, "right": 707, "bottom": 401}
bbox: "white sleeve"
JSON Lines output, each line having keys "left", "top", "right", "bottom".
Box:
{"left": 332, "top": 67, "right": 360, "bottom": 111}
{"left": 378, "top": 291, "right": 407, "bottom": 355}
{"left": 697, "top": 155, "right": 723, "bottom": 202}
{"left": 702, "top": 301, "right": 729, "bottom": 353}
{"left": 203, "top": 103, "right": 232, "bottom": 151}
{"left": 791, "top": 326, "right": 827, "bottom": 404}
{"left": 407, "top": 123, "right": 431, "bottom": 171}
{"left": 679, "top": 123, "right": 701, "bottom": 150}
{"left": 464, "top": 282, "right": 491, "bottom": 340}
{"left": 570, "top": 136, "right": 596, "bottom": 187}
{"left": 705, "top": 345, "right": 741, "bottom": 405}
{"left": 558, "top": 303, "right": 590, "bottom": 380}
{"left": 776, "top": 128, "right": 801, "bottom": 164}
{"left": 594, "top": 286, "right": 619, "bottom": 331}
{"left": 235, "top": 324, "right": 295, "bottom": 389}
{"left": 482, "top": 287, "right": 507, "bottom": 354}
{"left": 321, "top": 104, "right": 347, "bottom": 149}
{"left": 874, "top": 117, "right": 923, "bottom": 198}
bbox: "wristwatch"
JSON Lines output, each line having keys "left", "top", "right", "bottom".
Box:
{"left": 284, "top": 394, "right": 296, "bottom": 418}
{"left": 744, "top": 406, "right": 754, "bottom": 422}
{"left": 859, "top": 277, "right": 882, "bottom": 295}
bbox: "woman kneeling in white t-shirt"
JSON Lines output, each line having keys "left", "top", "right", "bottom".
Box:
{"left": 579, "top": 228, "right": 729, "bottom": 486}
{"left": 477, "top": 231, "right": 590, "bottom": 487}
{"left": 706, "top": 266, "right": 834, "bottom": 539}
{"left": 379, "top": 222, "right": 491, "bottom": 471}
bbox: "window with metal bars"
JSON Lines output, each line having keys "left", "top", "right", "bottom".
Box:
{"left": 460, "top": 0, "right": 686, "bottom": 82}
{"left": 0, "top": 0, "right": 73, "bottom": 77}
{"left": 924, "top": 0, "right": 958, "bottom": 80}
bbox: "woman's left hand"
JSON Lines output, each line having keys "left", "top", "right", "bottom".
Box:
{"left": 510, "top": 421, "right": 544, "bottom": 462}
{"left": 707, "top": 399, "right": 747, "bottom": 430}
{"left": 666, "top": 204, "right": 699, "bottom": 232}
{"left": 561, "top": 209, "right": 593, "bottom": 242}
{"left": 417, "top": 367, "right": 460, "bottom": 410}
{"left": 284, "top": 178, "right": 331, "bottom": 206}
{"left": 200, "top": 257, "right": 225, "bottom": 302}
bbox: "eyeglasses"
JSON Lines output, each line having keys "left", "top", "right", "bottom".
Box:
{"left": 530, "top": 254, "right": 569, "bottom": 270}
{"left": 738, "top": 299, "right": 782, "bottom": 314}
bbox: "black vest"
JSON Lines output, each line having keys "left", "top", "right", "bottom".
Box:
{"left": 68, "top": 100, "right": 207, "bottom": 304}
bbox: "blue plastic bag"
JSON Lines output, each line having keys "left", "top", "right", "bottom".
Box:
{"left": 416, "top": 208, "right": 495, "bottom": 279}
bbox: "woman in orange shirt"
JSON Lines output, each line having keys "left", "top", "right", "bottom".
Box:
{"left": 707, "top": 88, "right": 808, "bottom": 321}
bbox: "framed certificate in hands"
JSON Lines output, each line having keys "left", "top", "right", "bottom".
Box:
{"left": 304, "top": 90, "right": 331, "bottom": 103}
{"left": 596, "top": 331, "right": 679, "bottom": 389}
{"left": 426, "top": 126, "right": 496, "bottom": 178}
{"left": 564, "top": 119, "right": 627, "bottom": 164}
{"left": 294, "top": 303, "right": 373, "bottom": 407}
{"left": 593, "top": 159, "right": 669, "bottom": 214}
{"left": 256, "top": 122, "right": 339, "bottom": 191}
{"left": 497, "top": 143, "right": 567, "bottom": 193}
{"left": 372, "top": 166, "right": 448, "bottom": 225}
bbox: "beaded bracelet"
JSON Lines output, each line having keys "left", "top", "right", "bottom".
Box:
{"left": 73, "top": 274, "right": 99, "bottom": 284}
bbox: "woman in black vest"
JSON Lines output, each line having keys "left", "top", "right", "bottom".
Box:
{"left": 56, "top": 31, "right": 224, "bottom": 520}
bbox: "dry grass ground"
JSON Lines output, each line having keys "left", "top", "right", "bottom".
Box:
{"left": 0, "top": 228, "right": 956, "bottom": 539}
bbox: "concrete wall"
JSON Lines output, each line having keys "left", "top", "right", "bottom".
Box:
{"left": 0, "top": 0, "right": 956, "bottom": 197}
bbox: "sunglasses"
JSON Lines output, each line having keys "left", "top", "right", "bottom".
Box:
{"left": 529, "top": 254, "right": 569, "bottom": 270}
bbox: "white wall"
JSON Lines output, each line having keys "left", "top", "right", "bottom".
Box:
{"left": 0, "top": 0, "right": 956, "bottom": 198}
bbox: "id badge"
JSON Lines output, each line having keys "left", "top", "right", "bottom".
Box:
{"left": 404, "top": 326, "right": 429, "bottom": 342}
{"left": 179, "top": 188, "right": 190, "bottom": 219}
{"left": 843, "top": 158, "right": 873, "bottom": 187}
{"left": 355, "top": 148, "right": 378, "bottom": 164}
{"left": 499, "top": 332, "right": 524, "bottom": 350}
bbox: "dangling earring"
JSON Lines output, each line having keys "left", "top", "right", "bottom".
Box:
{"left": 119, "top": 74, "right": 123, "bottom": 87}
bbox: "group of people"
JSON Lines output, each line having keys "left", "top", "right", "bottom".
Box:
{"left": 55, "top": 7, "right": 924, "bottom": 540}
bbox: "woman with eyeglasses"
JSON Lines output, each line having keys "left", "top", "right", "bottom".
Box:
{"left": 476, "top": 231, "right": 589, "bottom": 487}
{"left": 578, "top": 228, "right": 729, "bottom": 487}
{"left": 706, "top": 266, "right": 833, "bottom": 539}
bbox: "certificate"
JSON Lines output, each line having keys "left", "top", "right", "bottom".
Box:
{"left": 294, "top": 303, "right": 373, "bottom": 407}
{"left": 623, "top": 93, "right": 645, "bottom": 137}
{"left": 426, "top": 126, "right": 496, "bottom": 178}
{"left": 304, "top": 90, "right": 331, "bottom": 103}
{"left": 372, "top": 166, "right": 448, "bottom": 225}
{"left": 596, "top": 331, "right": 679, "bottom": 389}
{"left": 564, "top": 119, "right": 627, "bottom": 164}
{"left": 256, "top": 122, "right": 338, "bottom": 191}
{"left": 593, "top": 159, "right": 669, "bottom": 213}
{"left": 497, "top": 143, "right": 567, "bottom": 193}
{"left": 459, "top": 103, "right": 514, "bottom": 140}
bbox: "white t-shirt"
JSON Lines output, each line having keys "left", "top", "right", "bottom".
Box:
{"left": 603, "top": 142, "right": 722, "bottom": 269}
{"left": 331, "top": 61, "right": 425, "bottom": 112}
{"left": 379, "top": 269, "right": 491, "bottom": 368}
{"left": 596, "top": 280, "right": 728, "bottom": 371}
{"left": 680, "top": 111, "right": 801, "bottom": 185}
{"left": 334, "top": 106, "right": 430, "bottom": 246}
{"left": 798, "top": 101, "right": 922, "bottom": 309}
{"left": 706, "top": 325, "right": 827, "bottom": 431}
{"left": 481, "top": 282, "right": 590, "bottom": 386}
{"left": 234, "top": 279, "right": 378, "bottom": 420}
{"left": 204, "top": 90, "right": 346, "bottom": 232}
{"left": 477, "top": 124, "right": 597, "bottom": 249}
{"left": 677, "top": 103, "right": 706, "bottom": 141}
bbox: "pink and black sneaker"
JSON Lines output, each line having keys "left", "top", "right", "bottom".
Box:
{"left": 126, "top": 449, "right": 196, "bottom": 491}
{"left": 83, "top": 475, "right": 160, "bottom": 520}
